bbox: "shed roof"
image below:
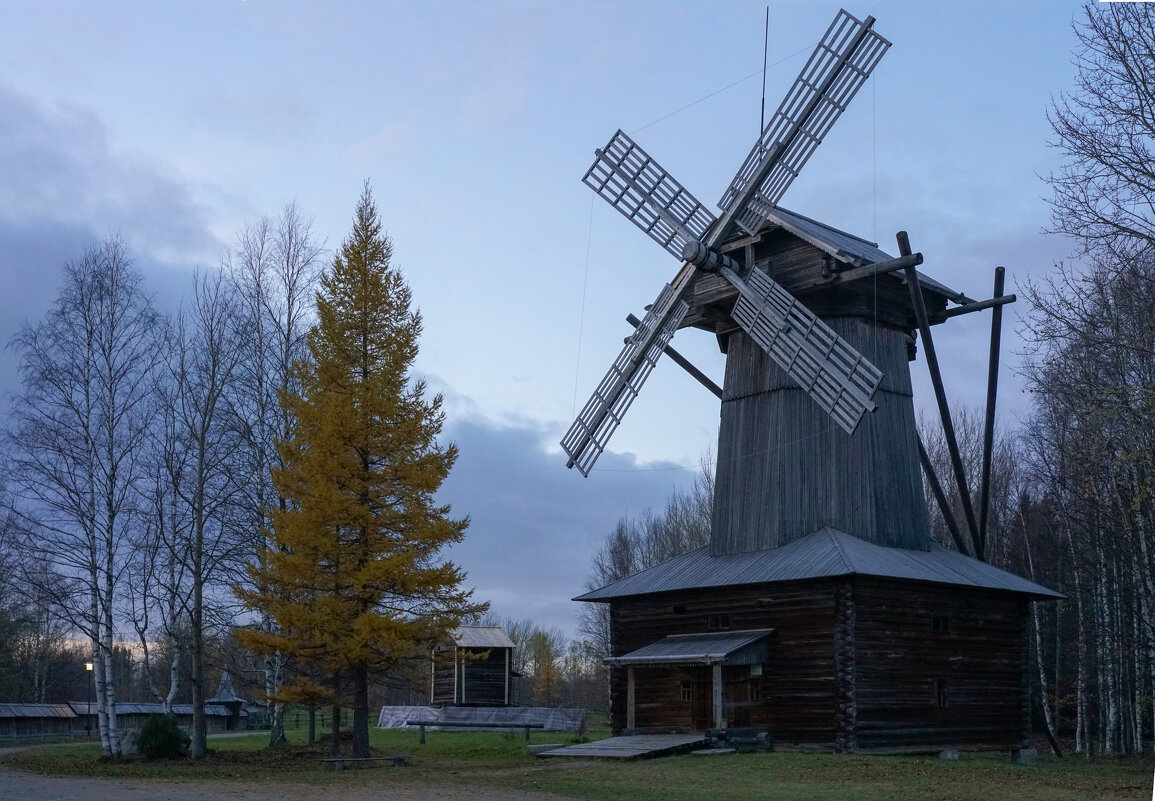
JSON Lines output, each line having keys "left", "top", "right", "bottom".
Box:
{"left": 766, "top": 206, "right": 974, "bottom": 304}
{"left": 452, "top": 626, "right": 515, "bottom": 649}
{"left": 108, "top": 702, "right": 233, "bottom": 716}
{"left": 605, "top": 629, "right": 772, "bottom": 666}
{"left": 0, "top": 703, "right": 77, "bottom": 719}
{"left": 575, "top": 527, "right": 1062, "bottom": 602}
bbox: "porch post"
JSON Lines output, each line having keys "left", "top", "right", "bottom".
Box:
{"left": 712, "top": 661, "right": 725, "bottom": 729}
{"left": 626, "top": 666, "right": 636, "bottom": 730}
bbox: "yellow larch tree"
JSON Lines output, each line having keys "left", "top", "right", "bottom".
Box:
{"left": 237, "top": 184, "right": 485, "bottom": 758}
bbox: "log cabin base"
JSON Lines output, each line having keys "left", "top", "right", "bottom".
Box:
{"left": 579, "top": 528, "right": 1062, "bottom": 754}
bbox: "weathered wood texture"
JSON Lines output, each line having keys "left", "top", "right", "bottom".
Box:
{"left": 605, "top": 577, "right": 1031, "bottom": 752}
{"left": 834, "top": 580, "right": 857, "bottom": 751}
{"left": 608, "top": 581, "right": 839, "bottom": 746}
{"left": 712, "top": 318, "right": 929, "bottom": 555}
{"left": 430, "top": 647, "right": 510, "bottom": 707}
{"left": 684, "top": 227, "right": 947, "bottom": 334}
{"left": 851, "top": 579, "right": 1029, "bottom": 751}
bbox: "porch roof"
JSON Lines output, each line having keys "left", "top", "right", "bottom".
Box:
{"left": 604, "top": 629, "right": 772, "bottom": 667}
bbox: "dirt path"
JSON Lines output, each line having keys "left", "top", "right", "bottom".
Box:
{"left": 0, "top": 745, "right": 567, "bottom": 801}
{"left": 0, "top": 763, "right": 567, "bottom": 801}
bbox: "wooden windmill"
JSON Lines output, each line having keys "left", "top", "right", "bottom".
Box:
{"left": 565, "top": 10, "right": 1060, "bottom": 758}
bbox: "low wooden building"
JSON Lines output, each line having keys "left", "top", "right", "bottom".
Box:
{"left": 0, "top": 703, "right": 82, "bottom": 740}
{"left": 430, "top": 626, "right": 515, "bottom": 707}
{"left": 582, "top": 528, "right": 1059, "bottom": 752}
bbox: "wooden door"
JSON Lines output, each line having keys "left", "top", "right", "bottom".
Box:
{"left": 691, "top": 682, "right": 712, "bottom": 730}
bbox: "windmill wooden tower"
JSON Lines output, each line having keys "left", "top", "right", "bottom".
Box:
{"left": 564, "top": 10, "right": 1059, "bottom": 757}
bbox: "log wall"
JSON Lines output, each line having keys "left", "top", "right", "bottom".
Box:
{"left": 431, "top": 647, "right": 509, "bottom": 707}
{"left": 608, "top": 581, "right": 839, "bottom": 746}
{"left": 851, "top": 579, "right": 1029, "bottom": 751}
{"left": 605, "top": 577, "right": 1031, "bottom": 752}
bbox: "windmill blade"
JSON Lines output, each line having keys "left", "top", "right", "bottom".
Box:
{"left": 724, "top": 265, "right": 882, "bottom": 434}
{"left": 718, "top": 9, "right": 890, "bottom": 236}
{"left": 583, "top": 130, "right": 717, "bottom": 261}
{"left": 561, "top": 282, "right": 690, "bottom": 475}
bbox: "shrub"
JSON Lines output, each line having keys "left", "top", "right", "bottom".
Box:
{"left": 136, "top": 714, "right": 190, "bottom": 760}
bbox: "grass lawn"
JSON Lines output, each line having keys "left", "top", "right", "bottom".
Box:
{"left": 3, "top": 726, "right": 1151, "bottom": 801}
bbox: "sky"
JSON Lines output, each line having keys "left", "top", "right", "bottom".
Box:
{"left": 1, "top": 0, "right": 1089, "bottom": 638}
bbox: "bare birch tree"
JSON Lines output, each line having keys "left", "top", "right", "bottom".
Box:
{"left": 159, "top": 268, "right": 248, "bottom": 759}
{"left": 6, "top": 237, "right": 162, "bottom": 757}
{"left": 1045, "top": 3, "right": 1155, "bottom": 261}
{"left": 226, "top": 202, "right": 322, "bottom": 744}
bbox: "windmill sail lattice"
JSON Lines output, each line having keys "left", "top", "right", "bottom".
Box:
{"left": 562, "top": 283, "right": 689, "bottom": 476}
{"left": 583, "top": 130, "right": 717, "bottom": 261}
{"left": 562, "top": 9, "right": 890, "bottom": 474}
{"left": 728, "top": 266, "right": 882, "bottom": 433}
{"left": 720, "top": 9, "right": 890, "bottom": 236}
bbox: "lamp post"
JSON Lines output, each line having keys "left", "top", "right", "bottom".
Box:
{"left": 84, "top": 661, "right": 93, "bottom": 737}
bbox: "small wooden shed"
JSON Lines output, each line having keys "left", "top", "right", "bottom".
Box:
{"left": 430, "top": 626, "right": 515, "bottom": 707}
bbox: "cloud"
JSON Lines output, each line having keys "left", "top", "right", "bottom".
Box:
{"left": 0, "top": 82, "right": 219, "bottom": 264}
{"left": 438, "top": 413, "right": 698, "bottom": 639}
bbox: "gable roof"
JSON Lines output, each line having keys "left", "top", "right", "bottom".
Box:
{"left": 453, "top": 626, "right": 515, "bottom": 649}
{"left": 575, "top": 527, "right": 1062, "bottom": 602}
{"left": 767, "top": 206, "right": 974, "bottom": 304}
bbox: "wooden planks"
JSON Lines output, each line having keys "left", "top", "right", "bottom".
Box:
{"left": 541, "top": 733, "right": 708, "bottom": 759}
{"left": 712, "top": 319, "right": 928, "bottom": 555}
{"left": 431, "top": 647, "right": 511, "bottom": 707}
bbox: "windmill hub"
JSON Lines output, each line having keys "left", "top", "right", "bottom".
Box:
{"left": 681, "top": 240, "right": 737, "bottom": 274}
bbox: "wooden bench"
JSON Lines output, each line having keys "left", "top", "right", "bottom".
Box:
{"left": 404, "top": 719, "right": 545, "bottom": 744}
{"left": 320, "top": 756, "right": 408, "bottom": 771}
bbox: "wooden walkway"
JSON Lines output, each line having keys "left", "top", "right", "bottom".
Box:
{"left": 539, "top": 733, "right": 707, "bottom": 760}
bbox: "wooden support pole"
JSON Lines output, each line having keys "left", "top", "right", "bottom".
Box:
{"left": 626, "top": 314, "right": 724, "bottom": 399}
{"left": 792, "top": 251, "right": 923, "bottom": 293}
{"left": 899, "top": 231, "right": 981, "bottom": 556}
{"left": 712, "top": 662, "right": 725, "bottom": 730}
{"left": 917, "top": 435, "right": 971, "bottom": 557}
{"left": 977, "top": 266, "right": 1006, "bottom": 562}
{"left": 626, "top": 667, "right": 636, "bottom": 731}
{"left": 932, "top": 293, "right": 1015, "bottom": 322}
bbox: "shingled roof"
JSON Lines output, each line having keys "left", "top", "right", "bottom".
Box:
{"left": 575, "top": 527, "right": 1062, "bottom": 602}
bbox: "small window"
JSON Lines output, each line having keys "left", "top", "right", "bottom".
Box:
{"left": 932, "top": 615, "right": 951, "bottom": 635}
{"left": 707, "top": 613, "right": 732, "bottom": 630}
{"left": 681, "top": 682, "right": 693, "bottom": 702}
{"left": 935, "top": 679, "right": 948, "bottom": 708}
{"left": 749, "top": 680, "right": 761, "bottom": 702}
